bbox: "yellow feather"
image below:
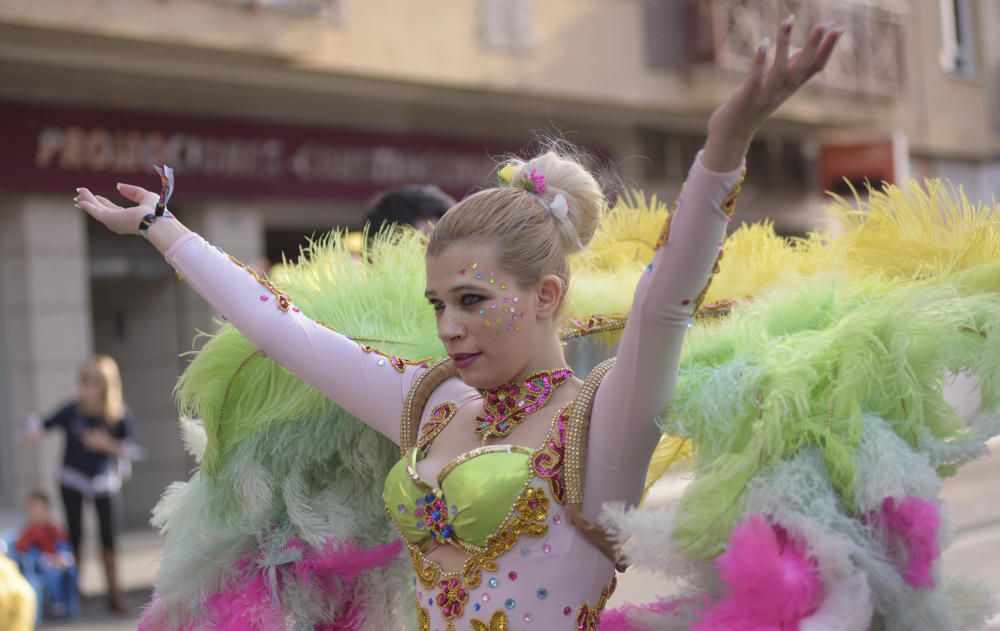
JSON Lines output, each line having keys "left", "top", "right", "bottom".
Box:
{"left": 585, "top": 181, "right": 1000, "bottom": 489}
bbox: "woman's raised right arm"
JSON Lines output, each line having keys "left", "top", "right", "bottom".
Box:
{"left": 75, "top": 184, "right": 426, "bottom": 442}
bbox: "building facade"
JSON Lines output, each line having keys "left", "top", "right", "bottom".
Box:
{"left": 0, "top": 0, "right": 995, "bottom": 527}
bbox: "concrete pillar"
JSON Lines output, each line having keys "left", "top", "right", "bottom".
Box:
{"left": 0, "top": 195, "right": 93, "bottom": 513}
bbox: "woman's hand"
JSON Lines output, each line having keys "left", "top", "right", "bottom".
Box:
{"left": 74, "top": 184, "right": 158, "bottom": 236}
{"left": 25, "top": 414, "right": 43, "bottom": 444}
{"left": 75, "top": 182, "right": 192, "bottom": 253}
{"left": 702, "top": 16, "right": 842, "bottom": 172}
{"left": 81, "top": 428, "right": 121, "bottom": 455}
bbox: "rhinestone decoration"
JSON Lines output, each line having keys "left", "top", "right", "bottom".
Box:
{"left": 532, "top": 407, "right": 568, "bottom": 503}
{"left": 474, "top": 369, "right": 573, "bottom": 441}
{"left": 575, "top": 576, "right": 618, "bottom": 630}
{"left": 417, "top": 491, "right": 454, "bottom": 542}
{"left": 417, "top": 402, "right": 457, "bottom": 448}
{"left": 435, "top": 577, "right": 469, "bottom": 620}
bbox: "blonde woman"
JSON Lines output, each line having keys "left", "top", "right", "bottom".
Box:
{"left": 75, "top": 20, "right": 839, "bottom": 630}
{"left": 28, "top": 354, "right": 134, "bottom": 613}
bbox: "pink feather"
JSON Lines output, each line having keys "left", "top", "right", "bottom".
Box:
{"left": 293, "top": 538, "right": 403, "bottom": 591}
{"left": 200, "top": 573, "right": 286, "bottom": 631}
{"left": 601, "top": 596, "right": 697, "bottom": 630}
{"left": 692, "top": 515, "right": 823, "bottom": 631}
{"left": 879, "top": 496, "right": 941, "bottom": 588}
{"left": 139, "top": 538, "right": 403, "bottom": 631}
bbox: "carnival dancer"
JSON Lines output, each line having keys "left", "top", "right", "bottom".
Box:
{"left": 74, "top": 18, "right": 840, "bottom": 630}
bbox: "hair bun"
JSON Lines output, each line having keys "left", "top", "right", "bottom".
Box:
{"left": 499, "top": 152, "right": 605, "bottom": 253}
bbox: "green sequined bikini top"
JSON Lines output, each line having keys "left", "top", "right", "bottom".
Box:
{"left": 382, "top": 435, "right": 536, "bottom": 551}
{"left": 383, "top": 358, "right": 626, "bottom": 567}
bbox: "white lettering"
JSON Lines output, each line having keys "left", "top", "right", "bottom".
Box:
{"left": 35, "top": 127, "right": 65, "bottom": 168}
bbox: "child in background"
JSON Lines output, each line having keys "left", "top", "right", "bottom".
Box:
{"left": 15, "top": 491, "right": 80, "bottom": 622}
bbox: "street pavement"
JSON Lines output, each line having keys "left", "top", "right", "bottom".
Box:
{"left": 30, "top": 441, "right": 1000, "bottom": 630}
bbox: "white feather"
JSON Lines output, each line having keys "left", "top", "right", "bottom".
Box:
{"left": 179, "top": 416, "right": 208, "bottom": 462}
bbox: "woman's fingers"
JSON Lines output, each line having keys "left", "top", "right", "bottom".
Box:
{"left": 764, "top": 14, "right": 795, "bottom": 94}
{"left": 75, "top": 197, "right": 107, "bottom": 224}
{"left": 74, "top": 189, "right": 104, "bottom": 218}
{"left": 73, "top": 187, "right": 143, "bottom": 235}
{"left": 116, "top": 182, "right": 158, "bottom": 207}
{"left": 788, "top": 23, "right": 827, "bottom": 85}
{"left": 748, "top": 37, "right": 769, "bottom": 94}
{"left": 808, "top": 29, "right": 843, "bottom": 78}
{"left": 76, "top": 187, "right": 101, "bottom": 208}
{"left": 95, "top": 195, "right": 125, "bottom": 212}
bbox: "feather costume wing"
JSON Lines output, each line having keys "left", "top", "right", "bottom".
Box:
{"left": 143, "top": 230, "right": 442, "bottom": 631}
{"left": 602, "top": 180, "right": 1000, "bottom": 631}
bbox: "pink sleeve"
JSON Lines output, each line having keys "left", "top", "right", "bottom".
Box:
{"left": 165, "top": 233, "right": 426, "bottom": 443}
{"left": 583, "top": 151, "right": 745, "bottom": 516}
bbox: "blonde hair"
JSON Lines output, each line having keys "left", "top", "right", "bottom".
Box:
{"left": 78, "top": 355, "right": 125, "bottom": 425}
{"left": 427, "top": 150, "right": 605, "bottom": 300}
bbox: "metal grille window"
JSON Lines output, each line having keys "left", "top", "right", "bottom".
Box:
{"left": 639, "top": 130, "right": 707, "bottom": 181}
{"left": 705, "top": 0, "right": 906, "bottom": 98}
{"left": 478, "top": 0, "right": 535, "bottom": 51}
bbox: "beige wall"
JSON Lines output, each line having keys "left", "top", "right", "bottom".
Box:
{"left": 902, "top": 0, "right": 1000, "bottom": 159}
{"left": 0, "top": 0, "right": 898, "bottom": 129}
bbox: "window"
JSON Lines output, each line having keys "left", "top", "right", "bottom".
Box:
{"left": 637, "top": 130, "right": 707, "bottom": 181}
{"left": 939, "top": 0, "right": 975, "bottom": 77}
{"left": 478, "top": 0, "right": 535, "bottom": 51}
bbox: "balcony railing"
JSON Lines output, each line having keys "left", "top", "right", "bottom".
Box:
{"left": 708, "top": 0, "right": 906, "bottom": 98}
{"left": 646, "top": 0, "right": 906, "bottom": 99}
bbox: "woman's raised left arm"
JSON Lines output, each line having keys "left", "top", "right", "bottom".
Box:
{"left": 583, "top": 18, "right": 842, "bottom": 515}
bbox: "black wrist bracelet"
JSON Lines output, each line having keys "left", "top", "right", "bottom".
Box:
{"left": 138, "top": 212, "right": 156, "bottom": 236}
{"left": 138, "top": 209, "right": 175, "bottom": 237}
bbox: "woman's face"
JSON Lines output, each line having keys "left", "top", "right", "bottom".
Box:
{"left": 78, "top": 368, "right": 104, "bottom": 412}
{"left": 425, "top": 243, "right": 541, "bottom": 388}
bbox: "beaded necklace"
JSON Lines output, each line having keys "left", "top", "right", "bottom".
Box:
{"left": 474, "top": 368, "right": 573, "bottom": 443}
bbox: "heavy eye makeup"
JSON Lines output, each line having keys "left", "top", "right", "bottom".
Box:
{"left": 427, "top": 293, "right": 489, "bottom": 312}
